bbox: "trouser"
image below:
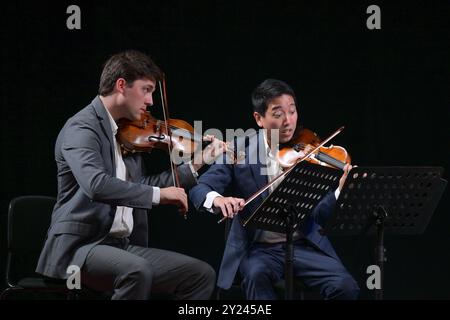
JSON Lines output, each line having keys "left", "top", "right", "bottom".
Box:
{"left": 81, "top": 236, "right": 216, "bottom": 300}
{"left": 239, "top": 240, "right": 359, "bottom": 300}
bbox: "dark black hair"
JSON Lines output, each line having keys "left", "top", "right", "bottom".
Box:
{"left": 251, "top": 79, "right": 297, "bottom": 115}
{"left": 99, "top": 50, "right": 162, "bottom": 96}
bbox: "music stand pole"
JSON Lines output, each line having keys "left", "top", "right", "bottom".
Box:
{"left": 284, "top": 204, "right": 297, "bottom": 300}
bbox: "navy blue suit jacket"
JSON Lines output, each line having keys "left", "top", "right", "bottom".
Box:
{"left": 190, "top": 131, "right": 340, "bottom": 289}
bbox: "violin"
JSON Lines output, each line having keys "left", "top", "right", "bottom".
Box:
{"left": 277, "top": 127, "right": 351, "bottom": 170}
{"left": 117, "top": 111, "right": 203, "bottom": 157}
{"left": 117, "top": 111, "right": 236, "bottom": 164}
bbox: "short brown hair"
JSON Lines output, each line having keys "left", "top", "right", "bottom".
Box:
{"left": 98, "top": 50, "right": 162, "bottom": 96}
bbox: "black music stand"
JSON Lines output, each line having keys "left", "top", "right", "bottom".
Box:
{"left": 325, "top": 166, "right": 447, "bottom": 300}
{"left": 243, "top": 161, "right": 342, "bottom": 299}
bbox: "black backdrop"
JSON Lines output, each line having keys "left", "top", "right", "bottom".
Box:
{"left": 1, "top": 0, "right": 449, "bottom": 299}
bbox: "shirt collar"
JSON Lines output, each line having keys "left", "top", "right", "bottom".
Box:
{"left": 263, "top": 129, "right": 278, "bottom": 159}
{"left": 103, "top": 103, "right": 118, "bottom": 136}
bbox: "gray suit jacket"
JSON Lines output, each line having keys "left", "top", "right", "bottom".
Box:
{"left": 36, "top": 96, "right": 197, "bottom": 279}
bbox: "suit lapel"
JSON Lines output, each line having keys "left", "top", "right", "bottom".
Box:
{"left": 123, "top": 155, "right": 139, "bottom": 182}
{"left": 248, "top": 131, "right": 269, "bottom": 197}
{"left": 92, "top": 96, "right": 116, "bottom": 176}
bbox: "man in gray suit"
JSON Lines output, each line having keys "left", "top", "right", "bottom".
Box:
{"left": 36, "top": 50, "right": 219, "bottom": 299}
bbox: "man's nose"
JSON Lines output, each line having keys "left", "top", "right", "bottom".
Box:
{"left": 286, "top": 114, "right": 296, "bottom": 126}
{"left": 283, "top": 114, "right": 291, "bottom": 126}
{"left": 145, "top": 94, "right": 153, "bottom": 107}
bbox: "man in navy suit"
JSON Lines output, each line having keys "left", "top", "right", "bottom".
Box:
{"left": 189, "top": 79, "right": 360, "bottom": 300}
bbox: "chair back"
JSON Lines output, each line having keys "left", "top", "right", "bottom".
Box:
{"left": 6, "top": 196, "right": 56, "bottom": 285}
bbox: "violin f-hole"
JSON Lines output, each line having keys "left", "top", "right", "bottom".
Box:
{"left": 148, "top": 134, "right": 165, "bottom": 142}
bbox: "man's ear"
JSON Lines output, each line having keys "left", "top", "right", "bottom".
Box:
{"left": 115, "top": 78, "right": 127, "bottom": 94}
{"left": 253, "top": 112, "right": 264, "bottom": 128}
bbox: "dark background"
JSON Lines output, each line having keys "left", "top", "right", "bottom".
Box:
{"left": 0, "top": 0, "right": 448, "bottom": 299}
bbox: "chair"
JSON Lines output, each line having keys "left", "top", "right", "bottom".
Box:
{"left": 0, "top": 195, "right": 72, "bottom": 299}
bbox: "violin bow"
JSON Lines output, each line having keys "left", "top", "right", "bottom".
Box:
{"left": 159, "top": 75, "right": 186, "bottom": 219}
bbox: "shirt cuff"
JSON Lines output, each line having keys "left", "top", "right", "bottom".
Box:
{"left": 152, "top": 187, "right": 160, "bottom": 205}
{"left": 204, "top": 191, "right": 222, "bottom": 213}
{"left": 334, "top": 188, "right": 340, "bottom": 200}
{"left": 188, "top": 161, "right": 199, "bottom": 178}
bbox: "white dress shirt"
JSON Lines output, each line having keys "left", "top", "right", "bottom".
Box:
{"left": 103, "top": 105, "right": 160, "bottom": 238}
